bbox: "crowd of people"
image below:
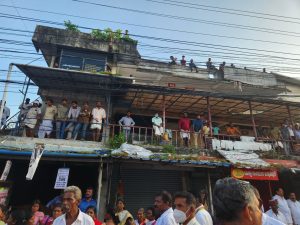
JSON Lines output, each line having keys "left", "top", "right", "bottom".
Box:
{"left": 1, "top": 179, "right": 300, "bottom": 225}
{"left": 1, "top": 98, "right": 300, "bottom": 154}
{"left": 168, "top": 57, "right": 227, "bottom": 75}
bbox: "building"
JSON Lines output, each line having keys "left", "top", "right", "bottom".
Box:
{"left": 1, "top": 25, "right": 300, "bottom": 217}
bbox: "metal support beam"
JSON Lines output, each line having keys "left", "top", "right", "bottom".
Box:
{"left": 207, "top": 97, "right": 213, "bottom": 136}
{"left": 248, "top": 101, "right": 258, "bottom": 140}
{"left": 286, "top": 104, "right": 294, "bottom": 126}
{"left": 181, "top": 96, "right": 205, "bottom": 114}
{"left": 165, "top": 94, "right": 183, "bottom": 110}
{"left": 145, "top": 94, "right": 160, "bottom": 110}
{"left": 207, "top": 171, "right": 214, "bottom": 215}
{"left": 96, "top": 161, "right": 103, "bottom": 219}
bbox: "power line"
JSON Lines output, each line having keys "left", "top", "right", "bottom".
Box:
{"left": 144, "top": 0, "right": 300, "bottom": 24}
{"left": 1, "top": 4, "right": 300, "bottom": 48}
{"left": 71, "top": 0, "right": 300, "bottom": 37}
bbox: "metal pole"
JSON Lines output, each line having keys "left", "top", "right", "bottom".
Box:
{"left": 96, "top": 161, "right": 103, "bottom": 218}
{"left": 163, "top": 95, "right": 166, "bottom": 130}
{"left": 0, "top": 63, "right": 13, "bottom": 122}
{"left": 286, "top": 105, "right": 294, "bottom": 126}
{"left": 206, "top": 97, "right": 213, "bottom": 136}
{"left": 248, "top": 101, "right": 258, "bottom": 140}
{"left": 207, "top": 171, "right": 214, "bottom": 215}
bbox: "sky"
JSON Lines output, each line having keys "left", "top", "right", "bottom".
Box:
{"left": 1, "top": 0, "right": 300, "bottom": 116}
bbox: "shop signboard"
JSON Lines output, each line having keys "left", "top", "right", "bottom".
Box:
{"left": 231, "top": 168, "right": 278, "bottom": 181}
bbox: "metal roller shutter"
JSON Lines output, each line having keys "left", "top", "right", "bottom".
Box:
{"left": 120, "top": 167, "right": 182, "bottom": 215}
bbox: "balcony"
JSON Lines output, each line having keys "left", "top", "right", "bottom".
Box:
{"left": 1, "top": 121, "right": 300, "bottom": 163}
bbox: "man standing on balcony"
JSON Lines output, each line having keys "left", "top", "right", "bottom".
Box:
{"left": 65, "top": 101, "right": 81, "bottom": 140}
{"left": 38, "top": 99, "right": 57, "bottom": 138}
{"left": 55, "top": 99, "right": 69, "bottom": 139}
{"left": 119, "top": 111, "right": 135, "bottom": 142}
{"left": 179, "top": 112, "right": 191, "bottom": 147}
{"left": 91, "top": 101, "right": 106, "bottom": 142}
{"left": 152, "top": 113, "right": 164, "bottom": 143}
{"left": 24, "top": 100, "right": 41, "bottom": 137}
{"left": 18, "top": 98, "right": 31, "bottom": 122}
{"left": 192, "top": 115, "right": 204, "bottom": 148}
{"left": 273, "top": 187, "right": 293, "bottom": 225}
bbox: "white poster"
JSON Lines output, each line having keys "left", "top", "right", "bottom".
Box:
{"left": 0, "top": 160, "right": 12, "bottom": 181}
{"left": 54, "top": 168, "right": 70, "bottom": 189}
{"left": 26, "top": 144, "right": 45, "bottom": 180}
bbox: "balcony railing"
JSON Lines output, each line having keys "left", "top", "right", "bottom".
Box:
{"left": 2, "top": 119, "right": 300, "bottom": 157}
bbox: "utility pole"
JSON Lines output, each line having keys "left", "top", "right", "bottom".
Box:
{"left": 0, "top": 64, "right": 13, "bottom": 124}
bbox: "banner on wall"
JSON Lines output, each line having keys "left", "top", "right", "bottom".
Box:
{"left": 231, "top": 168, "right": 278, "bottom": 181}
{"left": 26, "top": 144, "right": 45, "bottom": 180}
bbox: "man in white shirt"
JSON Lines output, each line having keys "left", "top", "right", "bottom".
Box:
{"left": 18, "top": 98, "right": 31, "bottom": 122}
{"left": 287, "top": 193, "right": 300, "bottom": 225}
{"left": 272, "top": 188, "right": 293, "bottom": 225}
{"left": 38, "top": 99, "right": 57, "bottom": 138}
{"left": 262, "top": 213, "right": 286, "bottom": 225}
{"left": 53, "top": 185, "right": 94, "bottom": 225}
{"left": 173, "top": 192, "right": 200, "bottom": 225}
{"left": 145, "top": 207, "right": 156, "bottom": 225}
{"left": 154, "top": 191, "right": 177, "bottom": 225}
{"left": 91, "top": 101, "right": 106, "bottom": 142}
{"left": 119, "top": 111, "right": 135, "bottom": 142}
{"left": 195, "top": 204, "right": 213, "bottom": 225}
{"left": 266, "top": 200, "right": 287, "bottom": 224}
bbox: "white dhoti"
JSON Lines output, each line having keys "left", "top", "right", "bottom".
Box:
{"left": 38, "top": 120, "right": 53, "bottom": 138}
{"left": 153, "top": 125, "right": 164, "bottom": 136}
{"left": 180, "top": 131, "right": 190, "bottom": 139}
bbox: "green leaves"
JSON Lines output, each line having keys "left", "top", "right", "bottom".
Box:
{"left": 64, "top": 20, "right": 79, "bottom": 32}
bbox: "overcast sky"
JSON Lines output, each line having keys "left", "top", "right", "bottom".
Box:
{"left": 1, "top": 0, "right": 300, "bottom": 115}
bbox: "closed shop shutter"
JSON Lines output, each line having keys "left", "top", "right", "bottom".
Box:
{"left": 120, "top": 167, "right": 182, "bottom": 214}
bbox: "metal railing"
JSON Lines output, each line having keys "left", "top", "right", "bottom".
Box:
{"left": 2, "top": 119, "right": 300, "bottom": 156}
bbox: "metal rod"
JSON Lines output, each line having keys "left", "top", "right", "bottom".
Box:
{"left": 0, "top": 63, "right": 13, "bottom": 123}
{"left": 163, "top": 95, "right": 166, "bottom": 130}
{"left": 207, "top": 171, "right": 214, "bottom": 215}
{"left": 207, "top": 97, "right": 213, "bottom": 137}
{"left": 286, "top": 104, "right": 294, "bottom": 126}
{"left": 96, "top": 161, "right": 103, "bottom": 218}
{"left": 248, "top": 101, "right": 258, "bottom": 140}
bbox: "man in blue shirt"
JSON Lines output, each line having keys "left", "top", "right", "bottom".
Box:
{"left": 192, "top": 115, "right": 204, "bottom": 148}
{"left": 79, "top": 187, "right": 97, "bottom": 212}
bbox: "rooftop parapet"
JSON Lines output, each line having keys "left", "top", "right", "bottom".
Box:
{"left": 32, "top": 25, "right": 140, "bottom": 66}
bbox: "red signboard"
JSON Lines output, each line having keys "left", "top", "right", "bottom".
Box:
{"left": 168, "top": 83, "right": 176, "bottom": 88}
{"left": 231, "top": 168, "right": 278, "bottom": 181}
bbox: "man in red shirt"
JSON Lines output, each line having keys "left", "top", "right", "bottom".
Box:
{"left": 178, "top": 112, "right": 191, "bottom": 147}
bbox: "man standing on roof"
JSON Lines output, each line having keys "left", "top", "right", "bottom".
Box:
{"left": 272, "top": 188, "right": 293, "bottom": 225}
{"left": 180, "top": 56, "right": 186, "bottom": 66}
{"left": 179, "top": 112, "right": 191, "bottom": 147}
{"left": 119, "top": 111, "right": 135, "bottom": 142}
{"left": 38, "top": 99, "right": 57, "bottom": 138}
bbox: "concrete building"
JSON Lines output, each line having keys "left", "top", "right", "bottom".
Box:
{"left": 1, "top": 25, "right": 300, "bottom": 217}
